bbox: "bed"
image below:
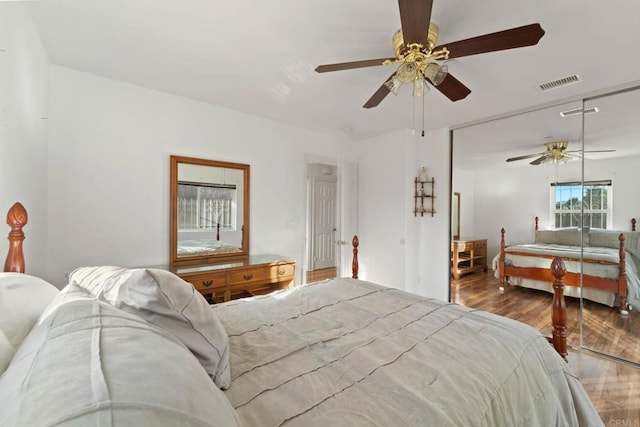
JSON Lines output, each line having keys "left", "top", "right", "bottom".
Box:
{"left": 177, "top": 238, "right": 242, "bottom": 256}
{"left": 495, "top": 217, "right": 640, "bottom": 315}
{"left": 0, "top": 202, "right": 604, "bottom": 426}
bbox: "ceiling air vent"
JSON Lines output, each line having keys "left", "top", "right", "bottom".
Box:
{"left": 559, "top": 106, "right": 599, "bottom": 118}
{"left": 537, "top": 74, "right": 581, "bottom": 92}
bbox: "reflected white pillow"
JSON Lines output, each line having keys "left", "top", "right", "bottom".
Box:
{"left": 0, "top": 273, "right": 59, "bottom": 349}
{"left": 70, "top": 266, "right": 230, "bottom": 389}
{"left": 0, "top": 329, "right": 14, "bottom": 375}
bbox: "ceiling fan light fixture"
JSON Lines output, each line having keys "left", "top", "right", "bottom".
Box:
{"left": 412, "top": 78, "right": 428, "bottom": 97}
{"left": 385, "top": 76, "right": 403, "bottom": 95}
{"left": 396, "top": 62, "right": 418, "bottom": 84}
{"left": 423, "top": 63, "right": 448, "bottom": 86}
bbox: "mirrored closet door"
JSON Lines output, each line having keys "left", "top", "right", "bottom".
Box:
{"left": 452, "top": 87, "right": 640, "bottom": 365}
{"left": 451, "top": 100, "right": 583, "bottom": 347}
{"left": 581, "top": 88, "right": 640, "bottom": 363}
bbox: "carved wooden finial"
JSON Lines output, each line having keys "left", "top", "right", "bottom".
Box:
{"left": 632, "top": 218, "right": 636, "bottom": 232}
{"left": 4, "top": 202, "right": 28, "bottom": 273}
{"left": 618, "top": 234, "right": 628, "bottom": 313}
{"left": 352, "top": 235, "right": 359, "bottom": 279}
{"left": 550, "top": 257, "right": 568, "bottom": 361}
{"left": 535, "top": 216, "right": 539, "bottom": 231}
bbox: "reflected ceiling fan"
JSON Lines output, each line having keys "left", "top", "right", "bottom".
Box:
{"left": 315, "top": 0, "right": 545, "bottom": 108}
{"left": 506, "top": 141, "right": 616, "bottom": 166}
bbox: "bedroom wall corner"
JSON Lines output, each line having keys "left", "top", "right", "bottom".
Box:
{"left": 0, "top": 3, "right": 49, "bottom": 278}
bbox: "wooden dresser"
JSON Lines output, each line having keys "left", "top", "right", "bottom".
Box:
{"left": 172, "top": 255, "right": 295, "bottom": 303}
{"left": 451, "top": 238, "right": 488, "bottom": 279}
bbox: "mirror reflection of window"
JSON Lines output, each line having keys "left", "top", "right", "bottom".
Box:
{"left": 551, "top": 180, "right": 611, "bottom": 229}
{"left": 178, "top": 182, "right": 237, "bottom": 232}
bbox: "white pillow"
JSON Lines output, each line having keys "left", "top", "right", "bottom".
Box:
{"left": 0, "top": 273, "right": 60, "bottom": 349}
{"left": 39, "top": 282, "right": 97, "bottom": 322}
{"left": 0, "top": 296, "right": 240, "bottom": 426}
{"left": 68, "top": 265, "right": 122, "bottom": 296}
{"left": 0, "top": 329, "right": 14, "bottom": 375}
{"left": 70, "top": 266, "right": 231, "bottom": 389}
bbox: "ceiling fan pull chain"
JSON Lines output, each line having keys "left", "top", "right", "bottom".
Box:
{"left": 422, "top": 92, "right": 426, "bottom": 137}
{"left": 412, "top": 96, "right": 417, "bottom": 135}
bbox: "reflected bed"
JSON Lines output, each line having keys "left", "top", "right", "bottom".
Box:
{"left": 177, "top": 238, "right": 242, "bottom": 256}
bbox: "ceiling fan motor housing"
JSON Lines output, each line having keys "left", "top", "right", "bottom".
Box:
{"left": 392, "top": 23, "right": 440, "bottom": 58}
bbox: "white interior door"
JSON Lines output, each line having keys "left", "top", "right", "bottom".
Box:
{"left": 312, "top": 179, "right": 336, "bottom": 270}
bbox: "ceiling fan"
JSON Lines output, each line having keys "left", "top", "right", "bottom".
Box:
{"left": 315, "top": 0, "right": 545, "bottom": 108}
{"left": 505, "top": 141, "right": 616, "bottom": 166}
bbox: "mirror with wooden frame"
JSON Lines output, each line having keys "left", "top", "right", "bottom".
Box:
{"left": 170, "top": 155, "right": 250, "bottom": 265}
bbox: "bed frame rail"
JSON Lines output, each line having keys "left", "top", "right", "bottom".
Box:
{"left": 500, "top": 225, "right": 629, "bottom": 314}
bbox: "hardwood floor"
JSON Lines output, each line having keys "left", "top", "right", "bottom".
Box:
{"left": 452, "top": 271, "right": 640, "bottom": 422}
{"left": 306, "top": 267, "right": 337, "bottom": 284}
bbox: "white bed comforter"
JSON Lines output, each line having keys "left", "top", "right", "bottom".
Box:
{"left": 214, "top": 278, "right": 602, "bottom": 426}
{"left": 492, "top": 243, "right": 640, "bottom": 309}
{"left": 177, "top": 239, "right": 242, "bottom": 256}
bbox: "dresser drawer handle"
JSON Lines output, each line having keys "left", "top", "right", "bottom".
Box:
{"left": 243, "top": 274, "right": 253, "bottom": 281}
{"left": 277, "top": 268, "right": 285, "bottom": 276}
{"left": 202, "top": 280, "right": 213, "bottom": 287}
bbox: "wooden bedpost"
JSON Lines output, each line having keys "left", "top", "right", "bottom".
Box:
{"left": 632, "top": 218, "right": 637, "bottom": 232}
{"left": 618, "top": 233, "right": 629, "bottom": 315}
{"left": 4, "top": 202, "right": 28, "bottom": 273}
{"left": 498, "top": 228, "right": 506, "bottom": 292}
{"left": 352, "top": 235, "right": 359, "bottom": 279}
{"left": 550, "top": 257, "right": 568, "bottom": 362}
{"left": 534, "top": 216, "right": 539, "bottom": 231}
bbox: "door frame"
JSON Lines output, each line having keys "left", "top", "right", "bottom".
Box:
{"left": 303, "top": 155, "right": 340, "bottom": 284}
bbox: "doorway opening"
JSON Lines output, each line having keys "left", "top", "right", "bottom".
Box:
{"left": 305, "top": 161, "right": 338, "bottom": 284}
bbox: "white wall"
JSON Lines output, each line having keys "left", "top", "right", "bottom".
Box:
{"left": 0, "top": 3, "right": 49, "bottom": 278}
{"left": 45, "top": 66, "right": 352, "bottom": 287}
{"left": 355, "top": 128, "right": 451, "bottom": 301}
{"left": 468, "top": 155, "right": 640, "bottom": 263}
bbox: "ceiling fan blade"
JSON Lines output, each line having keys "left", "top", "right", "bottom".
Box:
{"left": 564, "top": 149, "right": 616, "bottom": 154}
{"left": 432, "top": 73, "right": 471, "bottom": 101}
{"left": 363, "top": 73, "right": 396, "bottom": 109}
{"left": 433, "top": 23, "right": 545, "bottom": 59}
{"left": 398, "top": 0, "right": 433, "bottom": 46}
{"left": 529, "top": 155, "right": 549, "bottom": 166}
{"left": 315, "top": 58, "right": 396, "bottom": 73}
{"left": 506, "top": 152, "right": 545, "bottom": 162}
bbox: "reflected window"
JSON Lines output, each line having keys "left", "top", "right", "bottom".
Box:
{"left": 551, "top": 180, "right": 612, "bottom": 229}
{"left": 178, "top": 182, "right": 237, "bottom": 231}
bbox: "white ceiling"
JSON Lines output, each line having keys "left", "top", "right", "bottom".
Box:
{"left": 27, "top": 0, "right": 640, "bottom": 154}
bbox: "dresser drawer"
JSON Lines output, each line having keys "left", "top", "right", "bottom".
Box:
{"left": 268, "top": 263, "right": 295, "bottom": 280}
{"left": 184, "top": 272, "right": 228, "bottom": 293}
{"left": 174, "top": 255, "right": 296, "bottom": 303}
{"left": 229, "top": 266, "right": 267, "bottom": 286}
